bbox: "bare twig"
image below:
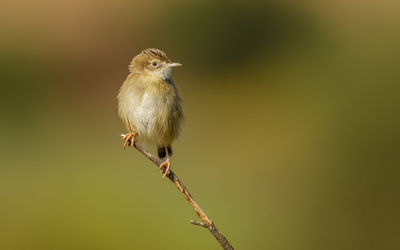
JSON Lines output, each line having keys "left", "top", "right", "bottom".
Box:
{"left": 121, "top": 134, "right": 234, "bottom": 250}
{"left": 190, "top": 220, "right": 209, "bottom": 228}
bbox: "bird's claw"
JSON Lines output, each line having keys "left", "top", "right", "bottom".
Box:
{"left": 122, "top": 133, "right": 136, "bottom": 148}
{"left": 159, "top": 158, "right": 171, "bottom": 180}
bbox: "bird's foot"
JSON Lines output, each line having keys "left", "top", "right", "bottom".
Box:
{"left": 159, "top": 158, "right": 171, "bottom": 179}
{"left": 122, "top": 133, "right": 136, "bottom": 148}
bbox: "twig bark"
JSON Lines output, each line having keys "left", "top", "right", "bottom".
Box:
{"left": 121, "top": 134, "right": 234, "bottom": 250}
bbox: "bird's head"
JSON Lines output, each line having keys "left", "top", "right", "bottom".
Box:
{"left": 129, "top": 48, "right": 182, "bottom": 80}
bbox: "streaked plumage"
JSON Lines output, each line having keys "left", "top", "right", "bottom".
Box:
{"left": 117, "top": 48, "right": 183, "bottom": 177}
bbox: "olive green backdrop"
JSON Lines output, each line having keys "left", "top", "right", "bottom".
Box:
{"left": 0, "top": 0, "right": 399, "bottom": 249}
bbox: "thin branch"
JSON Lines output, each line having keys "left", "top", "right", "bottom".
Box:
{"left": 121, "top": 134, "right": 234, "bottom": 250}
{"left": 190, "top": 220, "right": 208, "bottom": 227}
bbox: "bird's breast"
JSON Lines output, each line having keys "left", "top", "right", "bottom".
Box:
{"left": 118, "top": 74, "right": 183, "bottom": 148}
{"left": 124, "top": 80, "right": 182, "bottom": 147}
{"left": 134, "top": 92, "right": 158, "bottom": 131}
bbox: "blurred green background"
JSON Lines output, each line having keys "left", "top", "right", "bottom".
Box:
{"left": 0, "top": 0, "right": 399, "bottom": 249}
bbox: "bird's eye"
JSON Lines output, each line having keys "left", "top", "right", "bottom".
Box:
{"left": 152, "top": 61, "right": 158, "bottom": 67}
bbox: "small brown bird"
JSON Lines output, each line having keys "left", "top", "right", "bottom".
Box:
{"left": 118, "top": 48, "right": 183, "bottom": 178}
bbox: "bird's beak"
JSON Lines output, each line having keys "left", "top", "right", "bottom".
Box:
{"left": 167, "top": 62, "right": 182, "bottom": 68}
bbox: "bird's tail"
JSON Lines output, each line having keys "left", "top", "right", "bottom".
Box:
{"left": 157, "top": 146, "right": 173, "bottom": 159}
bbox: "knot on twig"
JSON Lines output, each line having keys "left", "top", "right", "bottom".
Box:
{"left": 190, "top": 219, "right": 214, "bottom": 229}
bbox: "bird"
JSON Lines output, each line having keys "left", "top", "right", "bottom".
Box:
{"left": 117, "top": 48, "right": 183, "bottom": 178}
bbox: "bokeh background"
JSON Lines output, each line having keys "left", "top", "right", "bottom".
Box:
{"left": 1, "top": 0, "right": 399, "bottom": 249}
